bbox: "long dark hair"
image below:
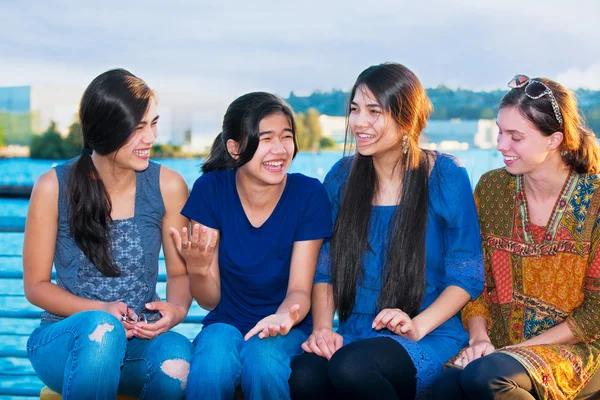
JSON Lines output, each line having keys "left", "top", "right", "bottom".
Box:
{"left": 68, "top": 69, "right": 155, "bottom": 276}
{"left": 330, "top": 63, "right": 433, "bottom": 320}
{"left": 500, "top": 77, "right": 600, "bottom": 174}
{"left": 202, "top": 92, "right": 298, "bottom": 173}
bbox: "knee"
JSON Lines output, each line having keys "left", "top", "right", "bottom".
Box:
{"left": 189, "top": 344, "right": 240, "bottom": 384}
{"left": 460, "top": 357, "right": 507, "bottom": 396}
{"left": 426, "top": 368, "right": 463, "bottom": 399}
{"left": 289, "top": 357, "right": 317, "bottom": 389}
{"left": 289, "top": 354, "right": 328, "bottom": 398}
{"left": 327, "top": 347, "right": 363, "bottom": 388}
{"left": 150, "top": 332, "right": 194, "bottom": 387}
{"left": 150, "top": 332, "right": 193, "bottom": 362}
{"left": 74, "top": 311, "right": 126, "bottom": 350}
{"left": 241, "top": 338, "right": 291, "bottom": 383}
{"left": 154, "top": 358, "right": 191, "bottom": 394}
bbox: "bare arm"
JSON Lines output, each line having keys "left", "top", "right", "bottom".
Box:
{"left": 311, "top": 282, "right": 336, "bottom": 330}
{"left": 160, "top": 167, "right": 193, "bottom": 321}
{"left": 244, "top": 239, "right": 323, "bottom": 340}
{"left": 184, "top": 221, "right": 221, "bottom": 310}
{"left": 466, "top": 316, "right": 491, "bottom": 344}
{"left": 412, "top": 285, "right": 471, "bottom": 339}
{"left": 23, "top": 170, "right": 122, "bottom": 317}
{"left": 276, "top": 239, "right": 323, "bottom": 320}
{"left": 132, "top": 167, "right": 198, "bottom": 339}
{"left": 517, "top": 322, "right": 579, "bottom": 346}
{"left": 374, "top": 285, "right": 471, "bottom": 341}
{"left": 300, "top": 281, "right": 343, "bottom": 359}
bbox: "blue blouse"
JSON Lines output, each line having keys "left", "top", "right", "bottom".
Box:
{"left": 315, "top": 153, "right": 484, "bottom": 395}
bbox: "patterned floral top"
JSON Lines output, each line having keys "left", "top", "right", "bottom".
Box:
{"left": 462, "top": 167, "right": 600, "bottom": 399}
{"left": 41, "top": 159, "right": 165, "bottom": 323}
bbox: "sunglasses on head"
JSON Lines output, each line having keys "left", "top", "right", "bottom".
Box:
{"left": 507, "top": 74, "right": 563, "bottom": 126}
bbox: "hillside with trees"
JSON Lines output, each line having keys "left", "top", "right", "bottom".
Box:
{"left": 286, "top": 86, "right": 600, "bottom": 135}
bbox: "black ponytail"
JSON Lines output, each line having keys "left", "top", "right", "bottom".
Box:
{"left": 201, "top": 92, "right": 298, "bottom": 174}
{"left": 68, "top": 69, "right": 154, "bottom": 276}
{"left": 201, "top": 133, "right": 237, "bottom": 174}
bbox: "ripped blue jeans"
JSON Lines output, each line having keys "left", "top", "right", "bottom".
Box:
{"left": 186, "top": 322, "right": 308, "bottom": 400}
{"left": 27, "top": 310, "right": 193, "bottom": 400}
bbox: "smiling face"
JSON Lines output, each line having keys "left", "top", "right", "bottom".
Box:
{"left": 496, "top": 106, "right": 563, "bottom": 175}
{"left": 113, "top": 98, "right": 158, "bottom": 172}
{"left": 348, "top": 84, "right": 401, "bottom": 158}
{"left": 234, "top": 112, "right": 295, "bottom": 186}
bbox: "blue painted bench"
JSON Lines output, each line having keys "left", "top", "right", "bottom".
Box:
{"left": 0, "top": 234, "right": 207, "bottom": 398}
{"left": 0, "top": 232, "right": 339, "bottom": 399}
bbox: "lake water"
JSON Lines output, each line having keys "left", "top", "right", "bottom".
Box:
{"left": 0, "top": 148, "right": 505, "bottom": 220}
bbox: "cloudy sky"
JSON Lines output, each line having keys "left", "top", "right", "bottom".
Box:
{"left": 1, "top": 0, "right": 599, "bottom": 107}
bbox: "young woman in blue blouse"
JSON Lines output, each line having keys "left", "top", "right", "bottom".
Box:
{"left": 171, "top": 92, "right": 332, "bottom": 400}
{"left": 288, "top": 63, "right": 485, "bottom": 399}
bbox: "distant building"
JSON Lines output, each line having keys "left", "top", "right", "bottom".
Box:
{"left": 0, "top": 86, "right": 30, "bottom": 112}
{"left": 318, "top": 115, "right": 496, "bottom": 150}
{"left": 319, "top": 115, "right": 346, "bottom": 143}
{"left": 422, "top": 119, "right": 496, "bottom": 150}
{"left": 0, "top": 85, "right": 80, "bottom": 137}
{"left": 473, "top": 119, "right": 497, "bottom": 149}
{"left": 0, "top": 85, "right": 183, "bottom": 146}
{"left": 187, "top": 110, "right": 222, "bottom": 154}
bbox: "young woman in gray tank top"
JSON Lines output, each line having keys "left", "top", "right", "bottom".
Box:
{"left": 23, "top": 69, "right": 193, "bottom": 399}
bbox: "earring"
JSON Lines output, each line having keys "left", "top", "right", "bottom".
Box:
{"left": 560, "top": 150, "right": 567, "bottom": 157}
{"left": 402, "top": 136, "right": 408, "bottom": 155}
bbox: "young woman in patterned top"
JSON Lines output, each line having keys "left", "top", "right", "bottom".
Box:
{"left": 428, "top": 75, "right": 600, "bottom": 399}
{"left": 23, "top": 69, "right": 193, "bottom": 399}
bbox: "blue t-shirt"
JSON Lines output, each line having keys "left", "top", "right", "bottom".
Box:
{"left": 181, "top": 169, "right": 332, "bottom": 335}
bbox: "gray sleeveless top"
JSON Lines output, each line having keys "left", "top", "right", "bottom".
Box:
{"left": 41, "top": 159, "right": 165, "bottom": 323}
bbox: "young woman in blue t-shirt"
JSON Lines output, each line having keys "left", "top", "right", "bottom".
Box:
{"left": 171, "top": 92, "right": 332, "bottom": 400}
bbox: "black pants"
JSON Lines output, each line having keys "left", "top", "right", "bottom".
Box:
{"left": 289, "top": 337, "right": 417, "bottom": 400}
{"left": 425, "top": 353, "right": 600, "bottom": 400}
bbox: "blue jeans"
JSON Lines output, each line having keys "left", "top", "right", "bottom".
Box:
{"left": 27, "top": 310, "right": 193, "bottom": 400}
{"left": 186, "top": 322, "right": 308, "bottom": 400}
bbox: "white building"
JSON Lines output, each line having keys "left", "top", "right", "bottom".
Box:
{"left": 319, "top": 115, "right": 346, "bottom": 143}
{"left": 422, "top": 119, "right": 496, "bottom": 150}
{"left": 317, "top": 115, "right": 496, "bottom": 150}
{"left": 0, "top": 85, "right": 216, "bottom": 148}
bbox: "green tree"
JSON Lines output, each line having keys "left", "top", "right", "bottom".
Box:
{"left": 0, "top": 111, "right": 33, "bottom": 145}
{"left": 295, "top": 109, "right": 324, "bottom": 152}
{"left": 62, "top": 120, "right": 83, "bottom": 158}
{"left": 151, "top": 144, "right": 185, "bottom": 158}
{"left": 480, "top": 108, "right": 496, "bottom": 119}
{"left": 319, "top": 136, "right": 336, "bottom": 149}
{"left": 295, "top": 112, "right": 309, "bottom": 150}
{"left": 0, "top": 124, "right": 4, "bottom": 147}
{"left": 304, "top": 108, "right": 323, "bottom": 152}
{"left": 30, "top": 121, "right": 67, "bottom": 159}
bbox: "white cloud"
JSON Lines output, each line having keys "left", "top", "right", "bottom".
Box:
{"left": 1, "top": 0, "right": 599, "bottom": 94}
{"left": 555, "top": 64, "right": 600, "bottom": 90}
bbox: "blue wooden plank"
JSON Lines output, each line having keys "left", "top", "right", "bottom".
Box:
{"left": 0, "top": 234, "right": 25, "bottom": 256}
{"left": 0, "top": 357, "right": 36, "bottom": 376}
{"left": 0, "top": 185, "right": 33, "bottom": 198}
{"left": 0, "top": 318, "right": 39, "bottom": 335}
{"left": 0, "top": 375, "right": 44, "bottom": 397}
{"left": 0, "top": 336, "right": 28, "bottom": 356}
{"left": 0, "top": 216, "right": 26, "bottom": 233}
